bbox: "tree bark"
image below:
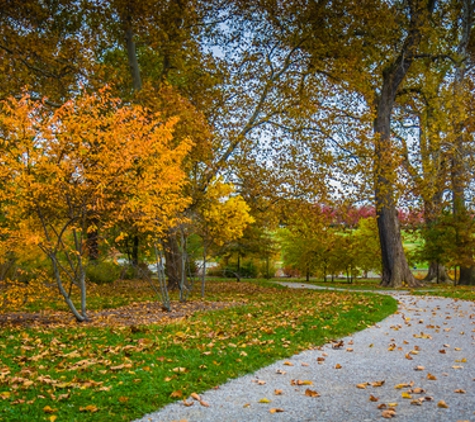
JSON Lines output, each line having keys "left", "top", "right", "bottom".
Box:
{"left": 451, "top": 0, "right": 474, "bottom": 285}
{"left": 125, "top": 24, "right": 142, "bottom": 92}
{"left": 374, "top": 0, "right": 432, "bottom": 288}
{"left": 163, "top": 230, "right": 183, "bottom": 290}
{"left": 424, "top": 261, "right": 451, "bottom": 283}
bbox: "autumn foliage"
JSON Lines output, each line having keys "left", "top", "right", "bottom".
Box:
{"left": 0, "top": 88, "right": 192, "bottom": 320}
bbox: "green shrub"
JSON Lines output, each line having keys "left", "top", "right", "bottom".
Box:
{"left": 86, "top": 261, "right": 121, "bottom": 284}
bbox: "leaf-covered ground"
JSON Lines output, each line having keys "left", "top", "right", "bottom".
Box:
{"left": 0, "top": 279, "right": 396, "bottom": 421}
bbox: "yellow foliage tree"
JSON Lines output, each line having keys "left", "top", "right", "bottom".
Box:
{"left": 195, "top": 178, "right": 254, "bottom": 296}
{"left": 0, "top": 88, "right": 191, "bottom": 321}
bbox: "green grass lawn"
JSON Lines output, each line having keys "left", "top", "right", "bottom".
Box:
{"left": 281, "top": 277, "right": 393, "bottom": 290}
{"left": 0, "top": 279, "right": 397, "bottom": 421}
{"left": 411, "top": 283, "right": 475, "bottom": 301}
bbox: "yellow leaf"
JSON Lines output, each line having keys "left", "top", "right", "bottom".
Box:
{"left": 401, "top": 392, "right": 412, "bottom": 399}
{"left": 43, "top": 406, "right": 57, "bottom": 414}
{"left": 0, "top": 392, "right": 11, "bottom": 400}
{"left": 79, "top": 405, "right": 99, "bottom": 413}
{"left": 49, "top": 416, "right": 58, "bottom": 422}
{"left": 259, "top": 398, "right": 271, "bottom": 403}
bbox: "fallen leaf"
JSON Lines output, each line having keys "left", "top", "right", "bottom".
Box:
{"left": 49, "top": 416, "right": 57, "bottom": 422}
{"left": 259, "top": 398, "right": 271, "bottom": 403}
{"left": 283, "top": 361, "right": 293, "bottom": 366}
{"left": 452, "top": 365, "right": 463, "bottom": 370}
{"left": 305, "top": 388, "right": 320, "bottom": 397}
{"left": 167, "top": 388, "right": 182, "bottom": 399}
{"left": 346, "top": 348, "right": 354, "bottom": 352}
{"left": 291, "top": 379, "right": 313, "bottom": 386}
{"left": 274, "top": 389, "right": 283, "bottom": 395}
{"left": 437, "top": 400, "right": 449, "bottom": 408}
{"left": 381, "top": 409, "right": 396, "bottom": 418}
{"left": 118, "top": 396, "right": 129, "bottom": 403}
{"left": 79, "top": 405, "right": 99, "bottom": 413}
{"left": 414, "top": 366, "right": 425, "bottom": 371}
{"left": 454, "top": 389, "right": 466, "bottom": 394}
{"left": 301, "top": 362, "right": 309, "bottom": 367}
{"left": 276, "top": 369, "right": 287, "bottom": 375}
{"left": 377, "top": 403, "right": 387, "bottom": 409}
{"left": 427, "top": 373, "right": 437, "bottom": 380}
{"left": 401, "top": 392, "right": 412, "bottom": 399}
{"left": 43, "top": 406, "right": 57, "bottom": 414}
{"left": 0, "top": 392, "right": 10, "bottom": 400}
{"left": 191, "top": 393, "right": 201, "bottom": 401}
{"left": 357, "top": 383, "right": 367, "bottom": 389}
{"left": 335, "top": 364, "right": 342, "bottom": 369}
{"left": 371, "top": 380, "right": 385, "bottom": 387}
{"left": 199, "top": 400, "right": 210, "bottom": 407}
{"left": 394, "top": 383, "right": 410, "bottom": 389}
{"left": 182, "top": 399, "right": 194, "bottom": 407}
{"left": 269, "top": 408, "right": 284, "bottom": 413}
{"left": 369, "top": 394, "right": 379, "bottom": 402}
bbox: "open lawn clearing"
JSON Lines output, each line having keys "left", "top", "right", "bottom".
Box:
{"left": 0, "top": 280, "right": 396, "bottom": 421}
{"left": 137, "top": 284, "right": 475, "bottom": 422}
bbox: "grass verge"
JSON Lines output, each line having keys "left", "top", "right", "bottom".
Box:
{"left": 0, "top": 279, "right": 397, "bottom": 421}
{"left": 411, "top": 284, "right": 475, "bottom": 301}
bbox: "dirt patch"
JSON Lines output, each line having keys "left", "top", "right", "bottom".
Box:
{"left": 0, "top": 300, "right": 239, "bottom": 329}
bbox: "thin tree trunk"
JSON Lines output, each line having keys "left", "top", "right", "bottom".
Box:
{"left": 131, "top": 235, "right": 139, "bottom": 267}
{"left": 125, "top": 24, "right": 142, "bottom": 92}
{"left": 164, "top": 230, "right": 182, "bottom": 290}
{"left": 201, "top": 243, "right": 206, "bottom": 298}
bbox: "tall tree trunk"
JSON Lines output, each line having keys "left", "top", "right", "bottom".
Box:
{"left": 451, "top": 0, "right": 475, "bottom": 285}
{"left": 375, "top": 0, "right": 433, "bottom": 288}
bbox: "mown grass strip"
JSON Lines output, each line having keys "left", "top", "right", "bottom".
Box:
{"left": 0, "top": 280, "right": 397, "bottom": 422}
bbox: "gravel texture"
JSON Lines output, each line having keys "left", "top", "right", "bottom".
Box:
{"left": 135, "top": 284, "right": 475, "bottom": 422}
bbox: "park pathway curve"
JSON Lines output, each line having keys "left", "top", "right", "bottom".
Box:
{"left": 135, "top": 283, "right": 475, "bottom": 422}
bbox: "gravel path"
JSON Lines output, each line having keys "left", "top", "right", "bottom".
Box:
{"left": 135, "top": 283, "right": 475, "bottom": 422}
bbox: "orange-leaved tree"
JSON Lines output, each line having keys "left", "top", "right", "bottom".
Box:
{"left": 0, "top": 88, "right": 192, "bottom": 321}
